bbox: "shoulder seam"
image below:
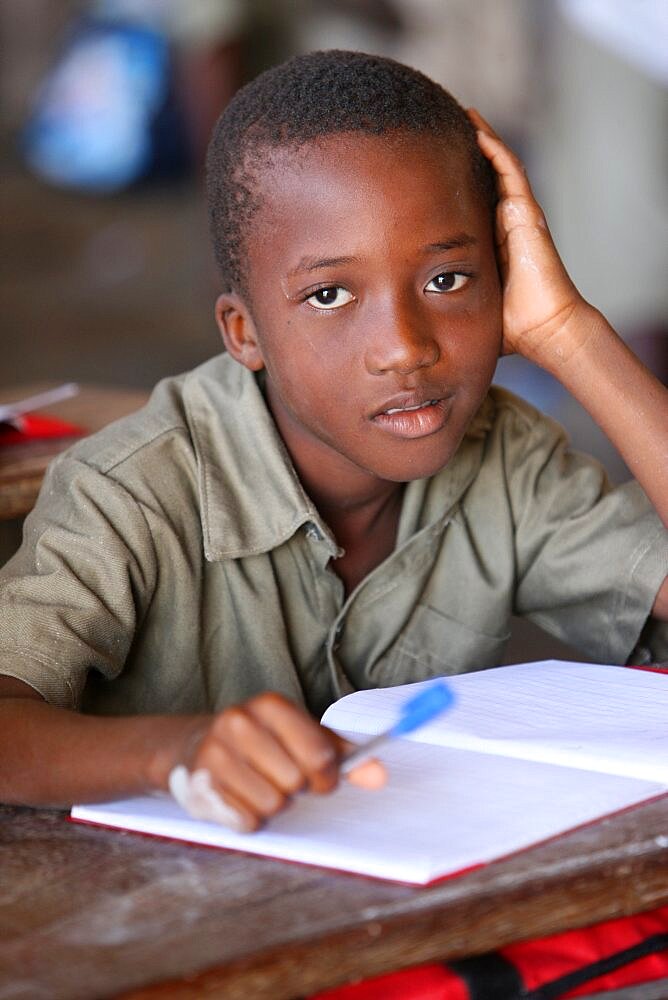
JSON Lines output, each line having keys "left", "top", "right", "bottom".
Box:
{"left": 83, "top": 423, "right": 190, "bottom": 477}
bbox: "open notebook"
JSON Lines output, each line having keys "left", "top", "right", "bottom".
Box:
{"left": 71, "top": 660, "right": 668, "bottom": 885}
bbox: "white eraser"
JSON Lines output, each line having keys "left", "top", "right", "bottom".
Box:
{"left": 168, "top": 765, "right": 246, "bottom": 831}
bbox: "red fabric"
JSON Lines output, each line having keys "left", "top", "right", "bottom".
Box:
{"left": 312, "top": 963, "right": 470, "bottom": 1000}
{"left": 312, "top": 907, "right": 668, "bottom": 1000}
{"left": 0, "top": 413, "right": 85, "bottom": 445}
{"left": 502, "top": 905, "right": 668, "bottom": 997}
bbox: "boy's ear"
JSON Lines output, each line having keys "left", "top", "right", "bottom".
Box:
{"left": 215, "top": 293, "right": 265, "bottom": 372}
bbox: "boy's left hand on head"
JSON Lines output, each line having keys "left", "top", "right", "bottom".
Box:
{"left": 468, "top": 108, "right": 591, "bottom": 370}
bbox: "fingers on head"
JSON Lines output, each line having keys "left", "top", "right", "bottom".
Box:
{"left": 499, "top": 196, "right": 545, "bottom": 231}
{"left": 466, "top": 107, "right": 496, "bottom": 137}
{"left": 471, "top": 129, "right": 531, "bottom": 201}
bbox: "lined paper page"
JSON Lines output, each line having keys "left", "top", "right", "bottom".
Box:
{"left": 71, "top": 742, "right": 664, "bottom": 885}
{"left": 323, "top": 662, "right": 668, "bottom": 783}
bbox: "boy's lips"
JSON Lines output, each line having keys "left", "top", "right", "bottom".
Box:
{"left": 370, "top": 391, "right": 453, "bottom": 439}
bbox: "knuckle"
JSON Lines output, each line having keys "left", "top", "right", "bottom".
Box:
{"left": 216, "top": 704, "right": 254, "bottom": 740}
{"left": 501, "top": 197, "right": 532, "bottom": 225}
{"left": 248, "top": 691, "right": 290, "bottom": 715}
{"left": 193, "top": 732, "right": 231, "bottom": 770}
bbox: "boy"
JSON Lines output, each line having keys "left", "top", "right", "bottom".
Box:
{"left": 0, "top": 51, "right": 666, "bottom": 833}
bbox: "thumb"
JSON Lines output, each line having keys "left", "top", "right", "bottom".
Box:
{"left": 330, "top": 731, "right": 388, "bottom": 789}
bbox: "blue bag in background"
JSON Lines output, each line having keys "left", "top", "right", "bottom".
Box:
{"left": 22, "top": 16, "right": 190, "bottom": 193}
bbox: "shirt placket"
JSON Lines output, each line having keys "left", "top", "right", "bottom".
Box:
{"left": 325, "top": 517, "right": 455, "bottom": 696}
{"left": 302, "top": 519, "right": 353, "bottom": 701}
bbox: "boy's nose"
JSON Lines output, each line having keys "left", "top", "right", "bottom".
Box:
{"left": 364, "top": 299, "right": 440, "bottom": 376}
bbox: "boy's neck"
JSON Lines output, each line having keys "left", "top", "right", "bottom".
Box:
{"left": 316, "top": 483, "right": 404, "bottom": 539}
{"left": 283, "top": 426, "right": 404, "bottom": 523}
{"left": 293, "top": 453, "right": 405, "bottom": 595}
{"left": 320, "top": 486, "right": 404, "bottom": 595}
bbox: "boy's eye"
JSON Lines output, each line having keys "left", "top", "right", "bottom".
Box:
{"left": 425, "top": 272, "right": 469, "bottom": 293}
{"left": 306, "top": 286, "right": 354, "bottom": 310}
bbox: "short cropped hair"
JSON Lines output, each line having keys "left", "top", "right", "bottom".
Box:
{"left": 206, "top": 49, "right": 496, "bottom": 296}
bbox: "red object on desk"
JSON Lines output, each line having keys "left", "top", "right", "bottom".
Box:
{"left": 0, "top": 413, "right": 85, "bottom": 446}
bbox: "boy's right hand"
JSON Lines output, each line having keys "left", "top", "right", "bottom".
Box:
{"left": 161, "top": 693, "right": 386, "bottom": 832}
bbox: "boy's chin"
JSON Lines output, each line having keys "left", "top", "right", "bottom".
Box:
{"left": 365, "top": 438, "right": 464, "bottom": 484}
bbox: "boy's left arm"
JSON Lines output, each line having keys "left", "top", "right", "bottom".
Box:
{"left": 470, "top": 109, "right": 668, "bottom": 623}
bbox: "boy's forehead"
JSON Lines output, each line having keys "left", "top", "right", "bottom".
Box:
{"left": 247, "top": 130, "right": 481, "bottom": 241}
{"left": 261, "top": 129, "right": 472, "bottom": 187}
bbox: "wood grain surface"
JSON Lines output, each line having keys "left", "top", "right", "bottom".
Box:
{"left": 1, "top": 797, "right": 666, "bottom": 1000}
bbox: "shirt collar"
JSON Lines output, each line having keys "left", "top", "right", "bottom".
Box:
{"left": 183, "top": 353, "right": 495, "bottom": 561}
{"left": 184, "top": 353, "right": 328, "bottom": 561}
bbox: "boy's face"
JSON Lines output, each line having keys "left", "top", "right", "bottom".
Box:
{"left": 223, "top": 131, "right": 502, "bottom": 488}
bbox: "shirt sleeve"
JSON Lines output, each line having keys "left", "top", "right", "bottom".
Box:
{"left": 0, "top": 454, "right": 157, "bottom": 708}
{"left": 503, "top": 401, "right": 668, "bottom": 665}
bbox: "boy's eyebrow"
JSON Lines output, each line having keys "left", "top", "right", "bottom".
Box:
{"left": 288, "top": 234, "right": 477, "bottom": 277}
{"left": 423, "top": 234, "right": 478, "bottom": 253}
{"left": 288, "top": 254, "right": 361, "bottom": 276}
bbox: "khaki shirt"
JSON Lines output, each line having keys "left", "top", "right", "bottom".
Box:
{"left": 1, "top": 353, "right": 666, "bottom": 719}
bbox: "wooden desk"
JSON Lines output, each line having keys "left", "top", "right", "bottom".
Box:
{"left": 0, "top": 384, "right": 149, "bottom": 521}
{"left": 1, "top": 797, "right": 666, "bottom": 1000}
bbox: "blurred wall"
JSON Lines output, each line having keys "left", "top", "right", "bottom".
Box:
{"left": 1, "top": 0, "right": 666, "bottom": 472}
{"left": 537, "top": 1, "right": 668, "bottom": 336}
{"left": 504, "top": 0, "right": 668, "bottom": 482}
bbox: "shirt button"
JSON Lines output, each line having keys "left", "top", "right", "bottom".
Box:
{"left": 305, "top": 522, "right": 323, "bottom": 541}
{"left": 332, "top": 622, "right": 343, "bottom": 650}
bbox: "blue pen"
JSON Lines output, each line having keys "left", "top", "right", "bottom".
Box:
{"left": 340, "top": 679, "right": 455, "bottom": 773}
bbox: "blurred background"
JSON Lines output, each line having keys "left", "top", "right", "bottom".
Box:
{"left": 1, "top": 0, "right": 667, "bottom": 608}
{"left": 2, "top": 0, "right": 666, "bottom": 433}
